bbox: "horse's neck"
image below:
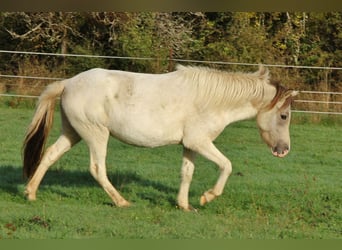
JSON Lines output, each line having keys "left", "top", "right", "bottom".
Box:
{"left": 221, "top": 83, "right": 277, "bottom": 124}
{"left": 222, "top": 102, "right": 259, "bottom": 125}
{"left": 260, "top": 83, "right": 278, "bottom": 109}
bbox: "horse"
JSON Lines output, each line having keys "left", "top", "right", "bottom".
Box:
{"left": 23, "top": 65, "right": 298, "bottom": 211}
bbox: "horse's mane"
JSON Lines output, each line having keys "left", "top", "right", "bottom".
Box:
{"left": 176, "top": 65, "right": 270, "bottom": 109}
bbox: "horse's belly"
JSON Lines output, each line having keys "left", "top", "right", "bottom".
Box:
{"left": 108, "top": 113, "right": 184, "bottom": 148}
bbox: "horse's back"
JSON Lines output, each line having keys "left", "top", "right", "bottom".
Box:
{"left": 61, "top": 68, "right": 191, "bottom": 147}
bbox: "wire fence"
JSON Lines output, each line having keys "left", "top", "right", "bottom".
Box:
{"left": 0, "top": 50, "right": 341, "bottom": 115}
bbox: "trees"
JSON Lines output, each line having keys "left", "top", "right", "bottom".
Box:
{"left": 0, "top": 12, "right": 90, "bottom": 77}
{"left": 0, "top": 12, "right": 340, "bottom": 89}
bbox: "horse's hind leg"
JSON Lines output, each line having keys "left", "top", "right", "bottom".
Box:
{"left": 84, "top": 126, "right": 130, "bottom": 207}
{"left": 25, "top": 109, "right": 80, "bottom": 200}
{"left": 25, "top": 132, "right": 80, "bottom": 200}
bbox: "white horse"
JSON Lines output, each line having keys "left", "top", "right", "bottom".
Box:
{"left": 23, "top": 65, "right": 297, "bottom": 211}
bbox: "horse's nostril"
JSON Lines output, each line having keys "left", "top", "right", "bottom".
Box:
{"left": 281, "top": 147, "right": 288, "bottom": 153}
{"left": 273, "top": 144, "right": 289, "bottom": 154}
{"left": 272, "top": 143, "right": 290, "bottom": 157}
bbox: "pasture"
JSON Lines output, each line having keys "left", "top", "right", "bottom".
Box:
{"left": 0, "top": 107, "right": 340, "bottom": 239}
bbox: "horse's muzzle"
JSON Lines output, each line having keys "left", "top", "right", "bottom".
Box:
{"left": 271, "top": 144, "right": 289, "bottom": 158}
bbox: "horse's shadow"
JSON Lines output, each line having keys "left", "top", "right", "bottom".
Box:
{"left": 0, "top": 165, "right": 179, "bottom": 207}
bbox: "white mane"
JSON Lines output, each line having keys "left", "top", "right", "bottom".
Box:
{"left": 176, "top": 64, "right": 270, "bottom": 108}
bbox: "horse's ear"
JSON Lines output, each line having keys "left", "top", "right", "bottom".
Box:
{"left": 283, "top": 90, "right": 299, "bottom": 99}
{"left": 291, "top": 90, "right": 299, "bottom": 97}
{"left": 257, "top": 64, "right": 269, "bottom": 81}
{"left": 278, "top": 90, "right": 298, "bottom": 109}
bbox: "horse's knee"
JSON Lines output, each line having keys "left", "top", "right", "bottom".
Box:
{"left": 181, "top": 161, "right": 194, "bottom": 180}
{"left": 220, "top": 159, "right": 232, "bottom": 176}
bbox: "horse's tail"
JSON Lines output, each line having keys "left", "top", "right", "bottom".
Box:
{"left": 23, "top": 81, "right": 65, "bottom": 179}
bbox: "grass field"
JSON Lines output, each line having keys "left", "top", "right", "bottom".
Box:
{"left": 0, "top": 107, "right": 341, "bottom": 239}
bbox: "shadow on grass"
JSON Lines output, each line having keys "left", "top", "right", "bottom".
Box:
{"left": 0, "top": 165, "right": 179, "bottom": 206}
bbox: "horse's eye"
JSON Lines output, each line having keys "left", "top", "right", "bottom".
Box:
{"left": 280, "top": 114, "right": 287, "bottom": 120}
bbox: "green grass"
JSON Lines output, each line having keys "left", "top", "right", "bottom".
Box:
{"left": 0, "top": 107, "right": 341, "bottom": 239}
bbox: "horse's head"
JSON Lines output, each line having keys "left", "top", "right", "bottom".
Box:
{"left": 257, "top": 83, "right": 298, "bottom": 158}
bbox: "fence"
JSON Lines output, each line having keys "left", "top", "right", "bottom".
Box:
{"left": 0, "top": 50, "right": 341, "bottom": 115}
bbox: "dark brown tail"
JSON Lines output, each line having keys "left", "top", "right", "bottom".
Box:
{"left": 22, "top": 81, "right": 65, "bottom": 179}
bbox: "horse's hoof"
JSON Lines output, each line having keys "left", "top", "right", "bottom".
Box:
{"left": 177, "top": 204, "right": 198, "bottom": 212}
{"left": 24, "top": 189, "right": 36, "bottom": 201}
{"left": 117, "top": 200, "right": 131, "bottom": 208}
{"left": 200, "top": 190, "right": 217, "bottom": 205}
{"left": 200, "top": 195, "right": 207, "bottom": 206}
{"left": 26, "top": 194, "right": 37, "bottom": 201}
{"left": 187, "top": 205, "right": 198, "bottom": 213}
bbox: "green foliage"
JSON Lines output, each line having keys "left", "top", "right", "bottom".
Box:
{"left": 0, "top": 108, "right": 340, "bottom": 239}
{"left": 115, "top": 13, "right": 158, "bottom": 72}
{"left": 62, "top": 46, "right": 107, "bottom": 76}
{"left": 0, "top": 12, "right": 340, "bottom": 84}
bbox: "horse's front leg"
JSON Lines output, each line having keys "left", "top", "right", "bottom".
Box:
{"left": 177, "top": 147, "right": 197, "bottom": 211}
{"left": 189, "top": 140, "right": 232, "bottom": 206}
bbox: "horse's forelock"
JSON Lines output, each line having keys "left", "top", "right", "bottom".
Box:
{"left": 266, "top": 81, "right": 293, "bottom": 110}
